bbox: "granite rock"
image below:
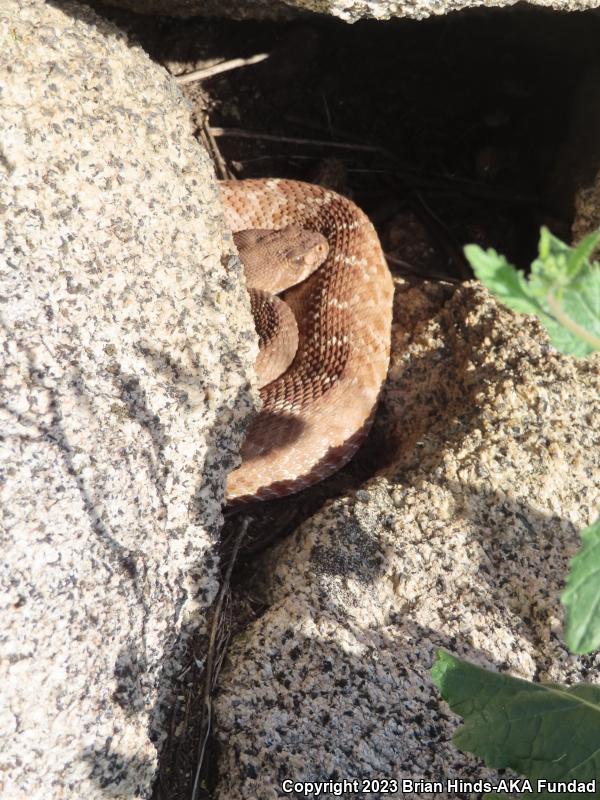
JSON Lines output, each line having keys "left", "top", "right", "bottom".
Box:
{"left": 573, "top": 167, "right": 600, "bottom": 242}
{"left": 0, "top": 1, "right": 256, "bottom": 797}
{"left": 213, "top": 282, "right": 600, "bottom": 799}
{"left": 99, "top": 0, "right": 600, "bottom": 22}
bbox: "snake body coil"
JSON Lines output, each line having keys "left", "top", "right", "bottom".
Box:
{"left": 222, "top": 179, "right": 394, "bottom": 505}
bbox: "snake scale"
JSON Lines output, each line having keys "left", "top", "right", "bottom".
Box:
{"left": 221, "top": 179, "right": 394, "bottom": 506}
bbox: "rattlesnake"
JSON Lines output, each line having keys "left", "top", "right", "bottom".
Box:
{"left": 221, "top": 178, "right": 394, "bottom": 505}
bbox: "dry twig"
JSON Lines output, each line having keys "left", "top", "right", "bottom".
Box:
{"left": 210, "top": 127, "right": 387, "bottom": 154}
{"left": 175, "top": 53, "right": 269, "bottom": 85}
{"left": 199, "top": 118, "right": 234, "bottom": 181}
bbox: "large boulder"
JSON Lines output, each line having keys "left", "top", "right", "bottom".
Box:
{"left": 98, "top": 0, "right": 600, "bottom": 22}
{"left": 213, "top": 281, "right": 600, "bottom": 798}
{"left": 0, "top": 1, "right": 256, "bottom": 797}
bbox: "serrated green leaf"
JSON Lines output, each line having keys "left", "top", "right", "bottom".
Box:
{"left": 431, "top": 651, "right": 600, "bottom": 799}
{"left": 539, "top": 226, "right": 552, "bottom": 261}
{"left": 465, "top": 231, "right": 600, "bottom": 356}
{"left": 464, "top": 245, "right": 542, "bottom": 315}
{"left": 564, "top": 229, "right": 600, "bottom": 281}
{"left": 539, "top": 285, "right": 600, "bottom": 357}
{"left": 562, "top": 518, "right": 600, "bottom": 654}
{"left": 536, "top": 226, "right": 600, "bottom": 284}
{"left": 534, "top": 227, "right": 568, "bottom": 284}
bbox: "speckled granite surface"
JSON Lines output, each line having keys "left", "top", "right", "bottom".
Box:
{"left": 213, "top": 283, "right": 600, "bottom": 799}
{"left": 573, "top": 163, "right": 600, "bottom": 242}
{"left": 0, "top": 1, "right": 256, "bottom": 797}
{"left": 99, "top": 0, "right": 600, "bottom": 21}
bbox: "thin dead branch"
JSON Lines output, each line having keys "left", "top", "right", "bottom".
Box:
{"left": 199, "top": 118, "right": 234, "bottom": 181}
{"left": 175, "top": 53, "right": 269, "bottom": 85}
{"left": 211, "top": 126, "right": 536, "bottom": 205}
{"left": 210, "top": 127, "right": 387, "bottom": 154}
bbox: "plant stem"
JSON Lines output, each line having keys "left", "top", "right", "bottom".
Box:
{"left": 546, "top": 291, "right": 600, "bottom": 352}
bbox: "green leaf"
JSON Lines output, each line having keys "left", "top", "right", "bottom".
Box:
{"left": 563, "top": 229, "right": 600, "bottom": 281}
{"left": 464, "top": 231, "right": 600, "bottom": 357}
{"left": 562, "top": 518, "right": 600, "bottom": 654}
{"left": 464, "top": 244, "right": 542, "bottom": 316}
{"left": 431, "top": 651, "right": 600, "bottom": 798}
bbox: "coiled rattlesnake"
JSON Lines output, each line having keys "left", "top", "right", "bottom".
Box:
{"left": 221, "top": 179, "right": 394, "bottom": 505}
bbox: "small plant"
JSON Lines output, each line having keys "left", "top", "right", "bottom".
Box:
{"left": 431, "top": 228, "right": 600, "bottom": 798}
{"left": 464, "top": 227, "right": 600, "bottom": 357}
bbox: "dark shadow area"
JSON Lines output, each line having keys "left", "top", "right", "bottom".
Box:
{"left": 234, "top": 408, "right": 308, "bottom": 462}
{"left": 86, "top": 1, "right": 600, "bottom": 274}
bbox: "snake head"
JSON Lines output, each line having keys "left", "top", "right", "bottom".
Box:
{"left": 234, "top": 225, "right": 329, "bottom": 294}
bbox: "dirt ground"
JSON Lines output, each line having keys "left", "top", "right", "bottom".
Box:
{"left": 85, "top": 4, "right": 600, "bottom": 797}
